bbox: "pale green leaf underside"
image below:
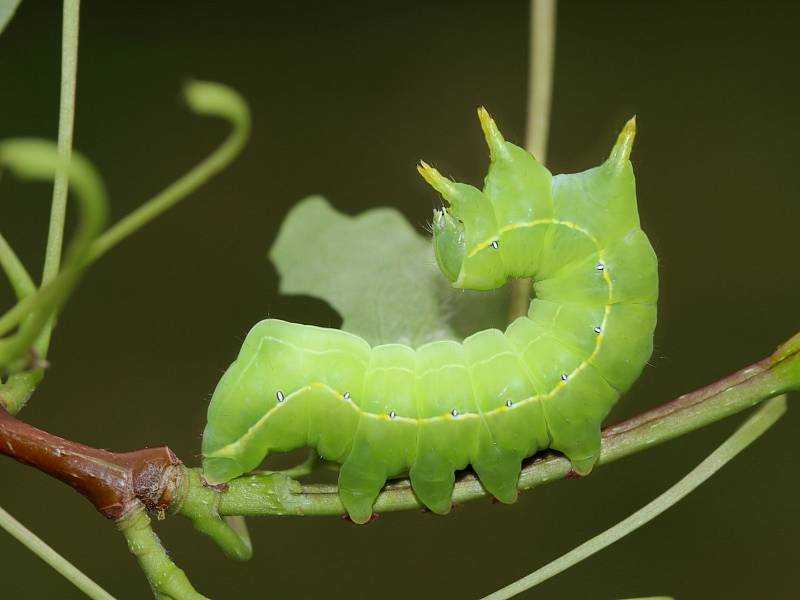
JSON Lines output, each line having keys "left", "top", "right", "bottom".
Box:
{"left": 269, "top": 196, "right": 509, "bottom": 347}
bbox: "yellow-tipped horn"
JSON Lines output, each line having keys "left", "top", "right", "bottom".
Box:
{"left": 607, "top": 116, "right": 637, "bottom": 171}
{"left": 417, "top": 160, "right": 458, "bottom": 199}
{"left": 477, "top": 107, "right": 507, "bottom": 159}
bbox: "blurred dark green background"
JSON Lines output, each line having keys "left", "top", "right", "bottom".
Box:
{"left": 1, "top": 1, "right": 798, "bottom": 598}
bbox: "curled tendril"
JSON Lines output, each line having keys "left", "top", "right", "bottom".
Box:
{"left": 0, "top": 232, "right": 35, "bottom": 301}
{"left": 0, "top": 141, "right": 107, "bottom": 369}
{"left": 0, "top": 81, "right": 251, "bottom": 414}
{"left": 87, "top": 80, "right": 251, "bottom": 263}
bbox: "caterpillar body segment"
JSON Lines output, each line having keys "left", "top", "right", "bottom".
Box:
{"left": 202, "top": 113, "right": 658, "bottom": 524}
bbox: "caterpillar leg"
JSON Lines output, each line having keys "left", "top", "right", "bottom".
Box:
{"left": 552, "top": 431, "right": 601, "bottom": 476}
{"left": 544, "top": 415, "right": 602, "bottom": 476}
{"left": 338, "top": 452, "right": 387, "bottom": 525}
{"left": 471, "top": 425, "right": 523, "bottom": 504}
{"left": 412, "top": 340, "right": 477, "bottom": 514}
{"left": 409, "top": 446, "right": 455, "bottom": 515}
{"left": 542, "top": 365, "right": 616, "bottom": 475}
{"left": 338, "top": 396, "right": 417, "bottom": 523}
{"left": 473, "top": 397, "right": 550, "bottom": 502}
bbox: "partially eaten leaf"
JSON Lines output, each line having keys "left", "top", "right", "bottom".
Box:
{"left": 269, "top": 196, "right": 509, "bottom": 347}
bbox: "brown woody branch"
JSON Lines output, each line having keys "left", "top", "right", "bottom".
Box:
{"left": 0, "top": 406, "right": 180, "bottom": 519}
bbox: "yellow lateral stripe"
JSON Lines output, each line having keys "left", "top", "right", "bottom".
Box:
{"left": 467, "top": 218, "right": 597, "bottom": 258}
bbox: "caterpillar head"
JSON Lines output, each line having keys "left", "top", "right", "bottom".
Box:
{"left": 430, "top": 206, "right": 465, "bottom": 283}
{"left": 419, "top": 161, "right": 504, "bottom": 289}
{"left": 417, "top": 110, "right": 513, "bottom": 290}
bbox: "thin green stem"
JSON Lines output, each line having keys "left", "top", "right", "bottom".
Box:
{"left": 0, "top": 81, "right": 249, "bottom": 414}
{"left": 254, "top": 448, "right": 324, "bottom": 479}
{"left": 0, "top": 370, "right": 43, "bottom": 414}
{"left": 87, "top": 81, "right": 251, "bottom": 264}
{"left": 0, "top": 232, "right": 35, "bottom": 299}
{"left": 205, "top": 335, "right": 799, "bottom": 519}
{"left": 481, "top": 395, "right": 787, "bottom": 600}
{"left": 524, "top": 0, "right": 557, "bottom": 163}
{"left": 0, "top": 0, "right": 82, "bottom": 416}
{"left": 0, "top": 142, "right": 107, "bottom": 373}
{"left": 173, "top": 468, "right": 252, "bottom": 562}
{"left": 38, "top": 0, "right": 81, "bottom": 356}
{"left": 117, "top": 503, "right": 209, "bottom": 600}
{"left": 509, "top": 0, "right": 558, "bottom": 322}
{"left": 0, "top": 503, "right": 116, "bottom": 600}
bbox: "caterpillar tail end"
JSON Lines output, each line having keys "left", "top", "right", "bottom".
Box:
{"left": 606, "top": 116, "right": 637, "bottom": 171}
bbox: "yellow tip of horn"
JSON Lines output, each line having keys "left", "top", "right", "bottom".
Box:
{"left": 417, "top": 160, "right": 456, "bottom": 198}
{"left": 607, "top": 116, "right": 637, "bottom": 169}
{"left": 477, "top": 106, "right": 506, "bottom": 159}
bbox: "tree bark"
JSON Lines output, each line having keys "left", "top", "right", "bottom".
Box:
{"left": 0, "top": 406, "right": 180, "bottom": 519}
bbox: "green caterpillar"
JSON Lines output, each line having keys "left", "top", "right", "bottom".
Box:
{"left": 201, "top": 110, "right": 658, "bottom": 524}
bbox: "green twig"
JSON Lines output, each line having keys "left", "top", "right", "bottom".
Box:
{"left": 42, "top": 0, "right": 81, "bottom": 282}
{"left": 253, "top": 448, "right": 328, "bottom": 479}
{"left": 117, "top": 503, "right": 209, "bottom": 600}
{"left": 173, "top": 468, "right": 252, "bottom": 562}
{"left": 0, "top": 82, "right": 248, "bottom": 355}
{"left": 0, "top": 1, "right": 80, "bottom": 416}
{"left": 524, "top": 0, "right": 556, "bottom": 163}
{"left": 509, "top": 0, "right": 558, "bottom": 322}
{"left": 197, "top": 334, "right": 799, "bottom": 519}
{"left": 0, "top": 232, "right": 35, "bottom": 299}
{"left": 0, "top": 370, "right": 43, "bottom": 414}
{"left": 0, "top": 81, "right": 250, "bottom": 414}
{"left": 0, "top": 142, "right": 107, "bottom": 372}
{"left": 37, "top": 0, "right": 81, "bottom": 356}
{"left": 481, "top": 395, "right": 788, "bottom": 599}
{"left": 276, "top": 448, "right": 321, "bottom": 478}
{"left": 0, "top": 503, "right": 116, "bottom": 600}
{"left": 87, "top": 80, "right": 251, "bottom": 263}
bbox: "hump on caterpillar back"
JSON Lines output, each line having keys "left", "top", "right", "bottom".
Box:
{"left": 550, "top": 117, "right": 640, "bottom": 246}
